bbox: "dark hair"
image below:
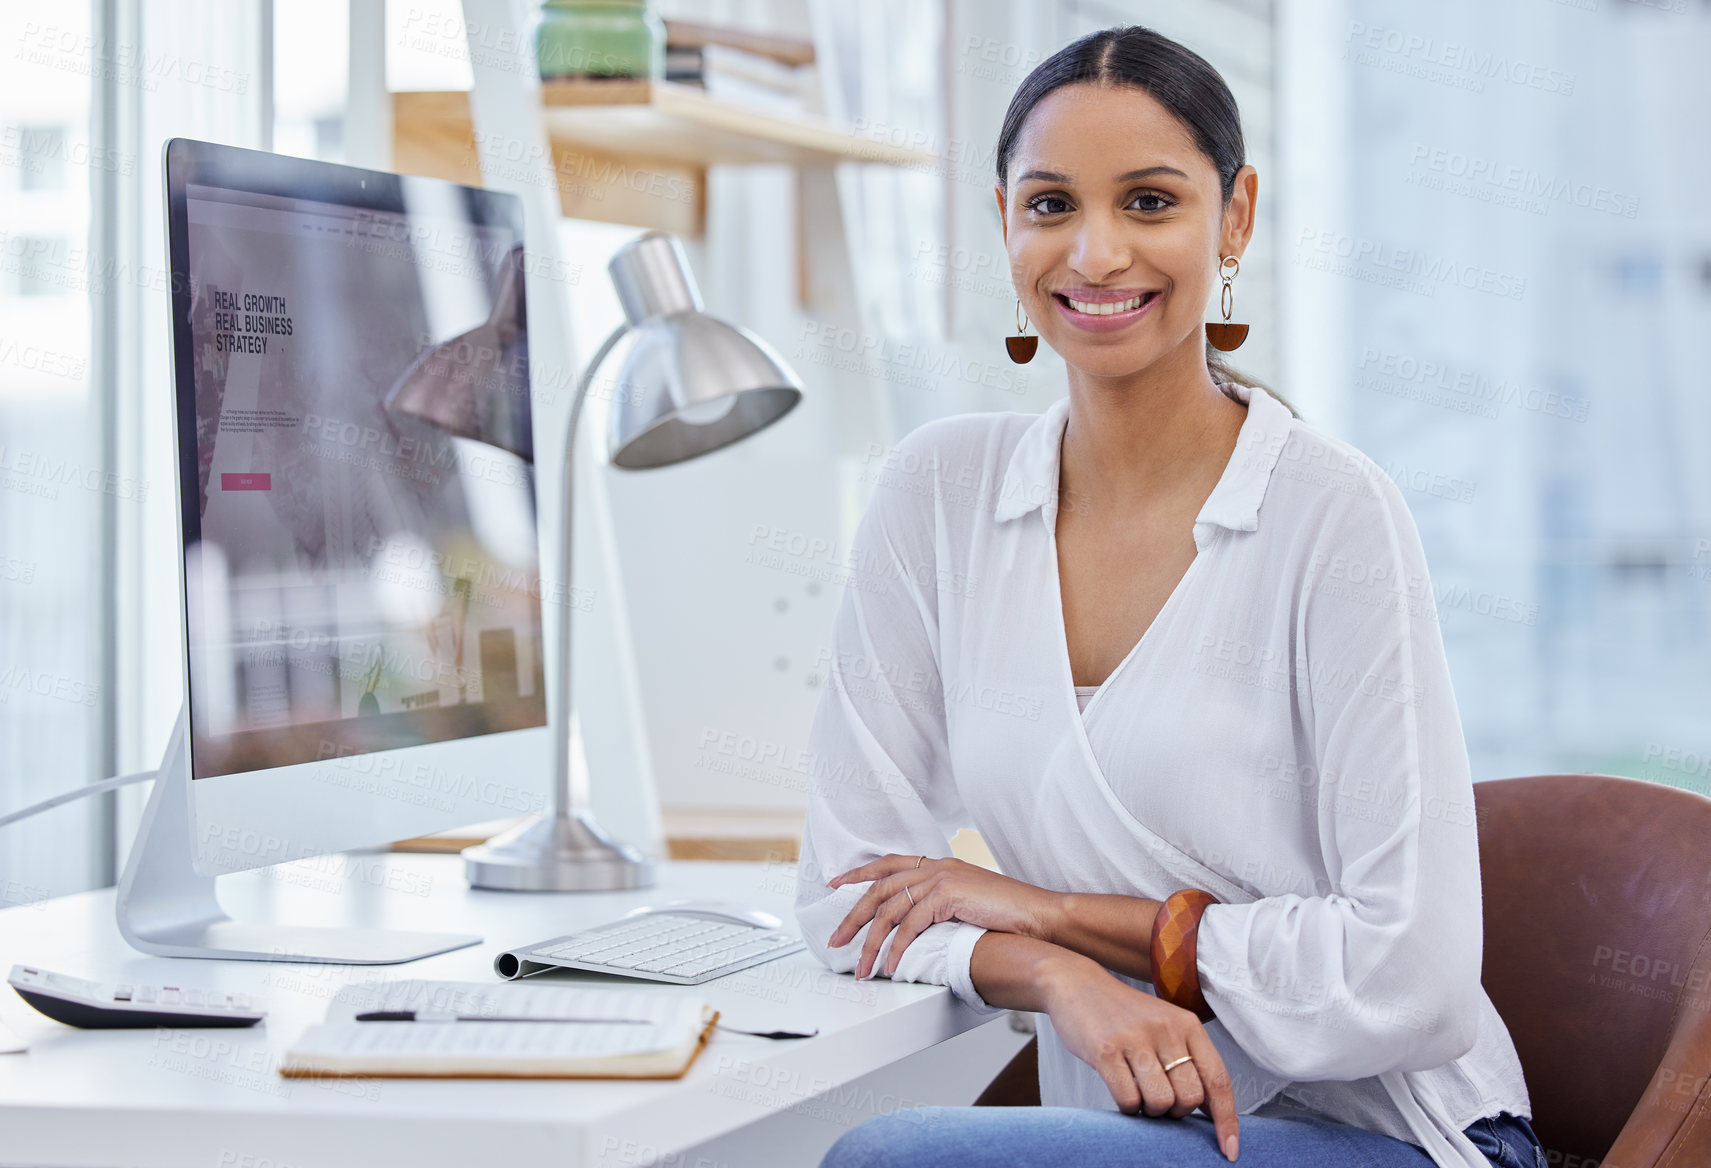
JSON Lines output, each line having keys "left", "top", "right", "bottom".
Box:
{"left": 994, "top": 25, "right": 1295, "bottom": 413}
{"left": 995, "top": 26, "right": 1246, "bottom": 204}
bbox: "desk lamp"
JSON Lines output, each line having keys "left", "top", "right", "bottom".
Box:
{"left": 458, "top": 230, "right": 802, "bottom": 890}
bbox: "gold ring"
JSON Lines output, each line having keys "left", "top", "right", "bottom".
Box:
{"left": 1161, "top": 1055, "right": 1193, "bottom": 1073}
{"left": 915, "top": 855, "right": 925, "bottom": 868}
{"left": 904, "top": 885, "right": 916, "bottom": 907}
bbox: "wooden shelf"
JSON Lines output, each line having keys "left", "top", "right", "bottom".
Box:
{"left": 388, "top": 809, "right": 804, "bottom": 863}
{"left": 660, "top": 808, "right": 802, "bottom": 863}
{"left": 534, "top": 78, "right": 930, "bottom": 168}
{"left": 393, "top": 79, "right": 935, "bottom": 235}
{"left": 390, "top": 817, "right": 528, "bottom": 854}
{"left": 393, "top": 814, "right": 998, "bottom": 872}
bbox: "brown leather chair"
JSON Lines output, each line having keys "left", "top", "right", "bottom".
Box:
{"left": 974, "top": 774, "right": 1711, "bottom": 1168}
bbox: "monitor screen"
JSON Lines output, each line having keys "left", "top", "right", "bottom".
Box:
{"left": 165, "top": 141, "right": 546, "bottom": 780}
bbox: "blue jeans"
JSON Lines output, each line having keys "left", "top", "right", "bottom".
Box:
{"left": 820, "top": 1106, "right": 1546, "bottom": 1168}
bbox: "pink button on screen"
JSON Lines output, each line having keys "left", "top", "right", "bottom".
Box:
{"left": 221, "top": 473, "right": 272, "bottom": 491}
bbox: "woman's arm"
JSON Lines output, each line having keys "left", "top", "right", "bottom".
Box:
{"left": 791, "top": 422, "right": 1003, "bottom": 1016}
{"left": 1042, "top": 891, "right": 1166, "bottom": 979}
{"left": 827, "top": 855, "right": 1167, "bottom": 982}
{"left": 1190, "top": 465, "right": 1486, "bottom": 1082}
{"left": 972, "top": 932, "right": 1241, "bottom": 1163}
{"left": 965, "top": 929, "right": 1074, "bottom": 1012}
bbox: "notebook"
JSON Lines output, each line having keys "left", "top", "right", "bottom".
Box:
{"left": 279, "top": 979, "right": 719, "bottom": 1081}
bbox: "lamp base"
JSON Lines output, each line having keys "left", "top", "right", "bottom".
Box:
{"left": 463, "top": 811, "right": 655, "bottom": 892}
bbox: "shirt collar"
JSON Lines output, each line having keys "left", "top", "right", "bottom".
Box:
{"left": 993, "top": 380, "right": 1294, "bottom": 546}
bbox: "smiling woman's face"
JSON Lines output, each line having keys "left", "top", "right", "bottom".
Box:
{"left": 996, "top": 82, "right": 1255, "bottom": 383}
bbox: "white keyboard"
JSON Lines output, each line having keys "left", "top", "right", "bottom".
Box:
{"left": 495, "top": 912, "right": 805, "bottom": 985}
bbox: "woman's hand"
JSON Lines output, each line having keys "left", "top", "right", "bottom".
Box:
{"left": 825, "top": 855, "right": 1064, "bottom": 979}
{"left": 1043, "top": 955, "right": 1241, "bottom": 1162}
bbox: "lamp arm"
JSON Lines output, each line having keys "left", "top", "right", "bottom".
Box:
{"left": 552, "top": 322, "right": 630, "bottom": 820}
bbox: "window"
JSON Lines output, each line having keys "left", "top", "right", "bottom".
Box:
{"left": 2, "top": 0, "right": 268, "bottom": 901}
{"left": 1613, "top": 254, "right": 1663, "bottom": 295}
{"left": 1326, "top": 0, "right": 1711, "bottom": 788}
{"left": 0, "top": 6, "right": 103, "bottom": 901}
{"left": 8, "top": 235, "right": 68, "bottom": 296}
{"left": 16, "top": 125, "right": 68, "bottom": 191}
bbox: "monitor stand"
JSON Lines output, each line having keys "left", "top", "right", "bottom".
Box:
{"left": 115, "top": 707, "right": 482, "bottom": 964}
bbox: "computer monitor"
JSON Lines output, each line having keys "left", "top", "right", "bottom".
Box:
{"left": 116, "top": 138, "right": 552, "bottom": 963}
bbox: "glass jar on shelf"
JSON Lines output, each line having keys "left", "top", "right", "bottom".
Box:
{"left": 535, "top": 0, "right": 665, "bottom": 82}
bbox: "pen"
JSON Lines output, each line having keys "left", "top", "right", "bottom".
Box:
{"left": 351, "top": 1012, "right": 818, "bottom": 1038}
{"left": 353, "top": 1011, "right": 653, "bottom": 1023}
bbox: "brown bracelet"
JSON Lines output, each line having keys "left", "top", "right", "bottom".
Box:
{"left": 1149, "top": 888, "right": 1219, "bottom": 1022}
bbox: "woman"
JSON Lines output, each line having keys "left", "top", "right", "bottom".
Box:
{"left": 793, "top": 25, "right": 1544, "bottom": 1168}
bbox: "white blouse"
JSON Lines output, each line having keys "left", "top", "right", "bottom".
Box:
{"left": 792, "top": 381, "right": 1530, "bottom": 1168}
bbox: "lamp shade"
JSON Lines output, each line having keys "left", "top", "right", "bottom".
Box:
{"left": 601, "top": 232, "right": 801, "bottom": 470}
{"left": 382, "top": 245, "right": 533, "bottom": 461}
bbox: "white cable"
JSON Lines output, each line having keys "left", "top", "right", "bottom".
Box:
{"left": 0, "top": 770, "right": 156, "bottom": 831}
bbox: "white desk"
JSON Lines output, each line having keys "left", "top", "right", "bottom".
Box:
{"left": 0, "top": 854, "right": 1024, "bottom": 1168}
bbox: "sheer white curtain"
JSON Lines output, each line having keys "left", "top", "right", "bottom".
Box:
{"left": 1295, "top": 0, "right": 1711, "bottom": 785}
{"left": 0, "top": 2, "right": 107, "bottom": 901}
{"left": 104, "top": 0, "right": 271, "bottom": 869}
{"left": 0, "top": 0, "right": 267, "bottom": 897}
{"left": 809, "top": 0, "right": 947, "bottom": 341}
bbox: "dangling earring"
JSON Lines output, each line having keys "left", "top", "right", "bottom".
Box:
{"left": 1006, "top": 299, "right": 1038, "bottom": 364}
{"left": 1205, "top": 255, "right": 1249, "bottom": 352}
